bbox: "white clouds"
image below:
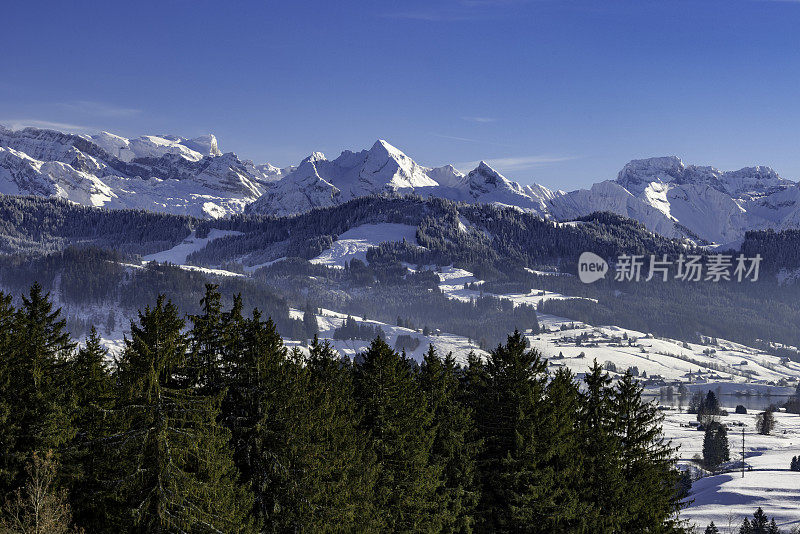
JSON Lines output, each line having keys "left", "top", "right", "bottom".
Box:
{"left": 431, "top": 132, "right": 514, "bottom": 148}
{"left": 59, "top": 100, "right": 141, "bottom": 118}
{"left": 462, "top": 116, "right": 497, "bottom": 123}
{"left": 432, "top": 133, "right": 484, "bottom": 143}
{"left": 457, "top": 154, "right": 578, "bottom": 172}
{"left": 0, "top": 101, "right": 139, "bottom": 135}
{"left": 1, "top": 119, "right": 97, "bottom": 134}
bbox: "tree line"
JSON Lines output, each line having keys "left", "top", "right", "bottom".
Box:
{"left": 0, "top": 283, "right": 692, "bottom": 532}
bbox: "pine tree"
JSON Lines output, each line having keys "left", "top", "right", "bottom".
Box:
{"left": 218, "top": 301, "right": 261, "bottom": 481}
{"left": 536, "top": 367, "right": 587, "bottom": 531}
{"left": 353, "top": 337, "right": 441, "bottom": 531}
{"left": 221, "top": 306, "right": 348, "bottom": 531}
{"left": 703, "top": 421, "right": 730, "bottom": 471}
{"left": 105, "top": 311, "right": 116, "bottom": 335}
{"left": 302, "top": 303, "right": 319, "bottom": 340}
{"left": 612, "top": 370, "right": 685, "bottom": 531}
{"left": 2, "top": 284, "right": 75, "bottom": 498}
{"left": 66, "top": 327, "right": 113, "bottom": 531}
{"left": 107, "top": 295, "right": 254, "bottom": 532}
{"left": 751, "top": 507, "right": 769, "bottom": 534}
{"left": 188, "top": 284, "right": 225, "bottom": 395}
{"left": 292, "top": 337, "right": 380, "bottom": 531}
{"left": 218, "top": 293, "right": 246, "bottom": 387}
{"left": 580, "top": 359, "right": 624, "bottom": 531}
{"left": 740, "top": 517, "right": 752, "bottom": 534}
{"left": 473, "top": 330, "right": 549, "bottom": 531}
{"left": 418, "top": 345, "right": 479, "bottom": 532}
{"left": 756, "top": 409, "right": 776, "bottom": 435}
{"left": 768, "top": 518, "right": 780, "bottom": 534}
{"left": 459, "top": 351, "right": 488, "bottom": 420}
{"left": 0, "top": 292, "right": 18, "bottom": 495}
{"left": 705, "top": 521, "right": 720, "bottom": 534}
{"left": 227, "top": 309, "right": 295, "bottom": 529}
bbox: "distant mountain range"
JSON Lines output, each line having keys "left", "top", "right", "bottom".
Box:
{"left": 2, "top": 124, "right": 800, "bottom": 244}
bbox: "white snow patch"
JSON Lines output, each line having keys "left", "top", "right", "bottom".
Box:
{"left": 142, "top": 229, "right": 242, "bottom": 265}
{"left": 283, "top": 307, "right": 488, "bottom": 364}
{"left": 310, "top": 223, "right": 419, "bottom": 268}
{"left": 243, "top": 257, "right": 287, "bottom": 273}
{"left": 524, "top": 267, "right": 571, "bottom": 277}
{"left": 431, "top": 265, "right": 589, "bottom": 307}
{"left": 174, "top": 264, "right": 243, "bottom": 277}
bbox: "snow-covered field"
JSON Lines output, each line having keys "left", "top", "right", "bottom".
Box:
{"left": 527, "top": 320, "right": 800, "bottom": 386}
{"left": 309, "top": 223, "right": 419, "bottom": 268}
{"left": 434, "top": 265, "right": 591, "bottom": 307}
{"left": 283, "top": 307, "right": 488, "bottom": 364}
{"left": 429, "top": 264, "right": 800, "bottom": 386}
{"left": 142, "top": 229, "right": 242, "bottom": 264}
{"left": 661, "top": 409, "right": 800, "bottom": 531}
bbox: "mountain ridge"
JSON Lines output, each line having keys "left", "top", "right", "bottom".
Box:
{"left": 2, "top": 123, "right": 800, "bottom": 243}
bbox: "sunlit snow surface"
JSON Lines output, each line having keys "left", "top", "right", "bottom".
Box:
{"left": 282, "top": 308, "right": 488, "bottom": 365}
{"left": 142, "top": 229, "right": 242, "bottom": 264}
{"left": 661, "top": 409, "right": 800, "bottom": 531}
{"left": 310, "top": 223, "right": 419, "bottom": 268}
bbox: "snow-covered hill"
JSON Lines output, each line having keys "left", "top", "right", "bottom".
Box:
{"left": 4, "top": 123, "right": 800, "bottom": 243}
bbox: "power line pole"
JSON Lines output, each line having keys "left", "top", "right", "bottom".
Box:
{"left": 742, "top": 427, "right": 745, "bottom": 478}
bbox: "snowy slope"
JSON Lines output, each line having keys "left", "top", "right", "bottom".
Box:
{"left": 86, "top": 131, "right": 222, "bottom": 162}
{"left": 663, "top": 410, "right": 800, "bottom": 531}
{"left": 283, "top": 308, "right": 488, "bottom": 364}
{"left": 142, "top": 229, "right": 243, "bottom": 264}
{"left": 423, "top": 264, "right": 800, "bottom": 385}
{"left": 309, "top": 223, "right": 420, "bottom": 268}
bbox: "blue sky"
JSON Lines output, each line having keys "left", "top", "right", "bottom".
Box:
{"left": 3, "top": 0, "right": 800, "bottom": 189}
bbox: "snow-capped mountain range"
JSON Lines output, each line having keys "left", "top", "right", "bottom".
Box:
{"left": 0, "top": 126, "right": 276, "bottom": 218}
{"left": 2, "top": 124, "right": 800, "bottom": 244}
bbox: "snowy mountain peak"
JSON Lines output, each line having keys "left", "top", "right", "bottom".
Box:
{"left": 475, "top": 160, "right": 501, "bottom": 175}
{"left": 0, "top": 124, "right": 268, "bottom": 218}
{"left": 458, "top": 160, "right": 555, "bottom": 214}
{"left": 616, "top": 156, "right": 686, "bottom": 194}
{"left": 617, "top": 156, "right": 791, "bottom": 200}
{"left": 469, "top": 161, "right": 514, "bottom": 190}
{"left": 426, "top": 164, "right": 465, "bottom": 188}
{"left": 302, "top": 152, "right": 327, "bottom": 164}
{"left": 180, "top": 134, "right": 222, "bottom": 157}
{"left": 719, "top": 165, "right": 788, "bottom": 198}
{"left": 362, "top": 140, "right": 438, "bottom": 190}
{"left": 369, "top": 139, "right": 405, "bottom": 159}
